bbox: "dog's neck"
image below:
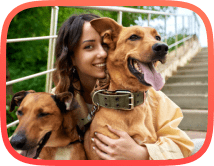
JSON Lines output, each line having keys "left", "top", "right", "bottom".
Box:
{"left": 107, "top": 74, "right": 149, "bottom": 92}
{"left": 45, "top": 111, "right": 80, "bottom": 147}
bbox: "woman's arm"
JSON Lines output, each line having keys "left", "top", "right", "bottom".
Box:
{"left": 92, "top": 125, "right": 149, "bottom": 160}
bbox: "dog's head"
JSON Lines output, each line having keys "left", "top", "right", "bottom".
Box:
{"left": 91, "top": 18, "right": 168, "bottom": 91}
{"left": 9, "top": 90, "right": 79, "bottom": 150}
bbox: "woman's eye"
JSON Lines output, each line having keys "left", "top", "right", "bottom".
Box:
{"left": 84, "top": 45, "right": 93, "bottom": 49}
{"left": 155, "top": 36, "right": 161, "bottom": 41}
{"left": 128, "top": 34, "right": 141, "bottom": 41}
{"left": 17, "top": 110, "right": 23, "bottom": 116}
{"left": 38, "top": 112, "right": 50, "bottom": 118}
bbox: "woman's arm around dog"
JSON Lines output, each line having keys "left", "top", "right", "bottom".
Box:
{"left": 92, "top": 125, "right": 149, "bottom": 160}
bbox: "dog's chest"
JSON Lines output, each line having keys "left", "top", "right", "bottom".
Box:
{"left": 53, "top": 145, "right": 74, "bottom": 160}
{"left": 91, "top": 104, "right": 157, "bottom": 143}
{"left": 40, "top": 143, "right": 85, "bottom": 160}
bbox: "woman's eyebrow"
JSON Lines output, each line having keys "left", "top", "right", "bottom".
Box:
{"left": 82, "top": 40, "right": 95, "bottom": 44}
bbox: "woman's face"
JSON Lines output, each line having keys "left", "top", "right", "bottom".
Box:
{"left": 72, "top": 22, "right": 107, "bottom": 81}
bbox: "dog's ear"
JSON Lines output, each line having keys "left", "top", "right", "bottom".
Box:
{"left": 90, "top": 17, "right": 122, "bottom": 50}
{"left": 52, "top": 92, "right": 80, "bottom": 113}
{"left": 10, "top": 90, "right": 35, "bottom": 112}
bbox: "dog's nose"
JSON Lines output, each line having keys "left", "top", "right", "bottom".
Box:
{"left": 152, "top": 43, "right": 168, "bottom": 56}
{"left": 10, "top": 132, "right": 27, "bottom": 150}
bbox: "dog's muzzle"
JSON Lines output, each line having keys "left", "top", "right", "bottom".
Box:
{"left": 127, "top": 43, "right": 168, "bottom": 91}
{"left": 10, "top": 131, "right": 52, "bottom": 159}
{"left": 10, "top": 131, "right": 28, "bottom": 150}
{"left": 152, "top": 43, "right": 168, "bottom": 59}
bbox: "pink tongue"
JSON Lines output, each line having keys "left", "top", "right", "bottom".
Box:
{"left": 138, "top": 62, "right": 165, "bottom": 91}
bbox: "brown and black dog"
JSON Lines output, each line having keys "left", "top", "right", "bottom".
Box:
{"left": 84, "top": 18, "right": 169, "bottom": 159}
{"left": 9, "top": 90, "right": 86, "bottom": 160}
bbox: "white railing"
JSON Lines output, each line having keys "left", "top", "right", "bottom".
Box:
{"left": 6, "top": 6, "right": 200, "bottom": 128}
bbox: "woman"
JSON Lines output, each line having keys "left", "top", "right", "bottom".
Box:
{"left": 53, "top": 13, "right": 150, "bottom": 160}
{"left": 53, "top": 14, "right": 193, "bottom": 160}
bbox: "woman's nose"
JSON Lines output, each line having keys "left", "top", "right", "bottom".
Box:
{"left": 97, "top": 45, "right": 107, "bottom": 58}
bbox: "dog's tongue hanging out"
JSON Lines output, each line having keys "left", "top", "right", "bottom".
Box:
{"left": 138, "top": 62, "right": 165, "bottom": 91}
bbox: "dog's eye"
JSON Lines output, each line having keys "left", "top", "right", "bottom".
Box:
{"left": 155, "top": 36, "right": 161, "bottom": 41}
{"left": 38, "top": 112, "right": 50, "bottom": 118}
{"left": 102, "top": 43, "right": 109, "bottom": 52}
{"left": 128, "top": 35, "right": 140, "bottom": 41}
{"left": 17, "top": 110, "right": 23, "bottom": 116}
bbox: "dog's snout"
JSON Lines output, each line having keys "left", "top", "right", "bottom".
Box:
{"left": 10, "top": 132, "right": 27, "bottom": 150}
{"left": 152, "top": 43, "right": 168, "bottom": 55}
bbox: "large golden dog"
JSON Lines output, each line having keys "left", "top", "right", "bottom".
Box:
{"left": 9, "top": 90, "right": 86, "bottom": 160}
{"left": 83, "top": 18, "right": 186, "bottom": 160}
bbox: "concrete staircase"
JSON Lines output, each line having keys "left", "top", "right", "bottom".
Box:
{"left": 162, "top": 48, "right": 208, "bottom": 134}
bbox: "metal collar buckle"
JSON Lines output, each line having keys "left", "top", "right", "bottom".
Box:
{"left": 92, "top": 89, "right": 105, "bottom": 107}
{"left": 115, "top": 90, "right": 134, "bottom": 110}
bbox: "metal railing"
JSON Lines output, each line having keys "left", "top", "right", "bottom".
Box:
{"left": 6, "top": 6, "right": 200, "bottom": 128}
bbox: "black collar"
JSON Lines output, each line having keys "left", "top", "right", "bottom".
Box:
{"left": 33, "top": 126, "right": 84, "bottom": 159}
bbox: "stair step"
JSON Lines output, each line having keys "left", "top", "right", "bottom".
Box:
{"left": 189, "top": 59, "right": 208, "bottom": 63}
{"left": 184, "top": 131, "right": 206, "bottom": 139}
{"left": 179, "top": 110, "right": 208, "bottom": 131}
{"left": 165, "top": 94, "right": 208, "bottom": 109}
{"left": 175, "top": 69, "right": 208, "bottom": 75}
{"left": 196, "top": 52, "right": 208, "bottom": 56}
{"left": 191, "top": 56, "right": 208, "bottom": 60}
{"left": 162, "top": 83, "right": 208, "bottom": 94}
{"left": 166, "top": 75, "right": 208, "bottom": 84}
{"left": 188, "top": 61, "right": 208, "bottom": 65}
{"left": 178, "top": 63, "right": 208, "bottom": 70}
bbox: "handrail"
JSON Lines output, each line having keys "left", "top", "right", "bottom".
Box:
{"left": 7, "top": 35, "right": 58, "bottom": 43}
{"left": 73, "top": 6, "right": 176, "bottom": 16}
{"left": 7, "top": 120, "right": 19, "bottom": 128}
{"left": 168, "top": 35, "right": 192, "bottom": 49}
{"left": 6, "top": 68, "right": 56, "bottom": 86}
{"left": 6, "top": 6, "right": 200, "bottom": 129}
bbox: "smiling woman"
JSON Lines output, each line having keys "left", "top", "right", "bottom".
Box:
{"left": 72, "top": 22, "right": 107, "bottom": 85}
{"left": 53, "top": 14, "right": 107, "bottom": 106}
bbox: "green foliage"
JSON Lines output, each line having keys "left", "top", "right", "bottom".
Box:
{"left": 167, "top": 31, "right": 188, "bottom": 52}
{"left": 6, "top": 101, "right": 18, "bottom": 137}
{"left": 7, "top": 7, "right": 51, "bottom": 92}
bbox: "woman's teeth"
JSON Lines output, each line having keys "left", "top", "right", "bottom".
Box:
{"left": 94, "top": 63, "right": 106, "bottom": 68}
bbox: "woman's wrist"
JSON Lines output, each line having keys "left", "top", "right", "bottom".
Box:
{"left": 136, "top": 145, "right": 149, "bottom": 160}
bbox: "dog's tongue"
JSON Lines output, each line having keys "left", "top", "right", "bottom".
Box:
{"left": 138, "top": 62, "right": 165, "bottom": 91}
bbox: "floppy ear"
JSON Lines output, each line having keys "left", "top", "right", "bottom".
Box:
{"left": 90, "top": 17, "right": 122, "bottom": 50}
{"left": 52, "top": 92, "right": 80, "bottom": 113}
{"left": 10, "top": 90, "right": 36, "bottom": 112}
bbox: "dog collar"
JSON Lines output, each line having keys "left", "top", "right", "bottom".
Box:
{"left": 91, "top": 90, "right": 147, "bottom": 111}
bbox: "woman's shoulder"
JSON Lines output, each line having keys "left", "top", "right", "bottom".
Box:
{"left": 148, "top": 87, "right": 167, "bottom": 100}
{"left": 148, "top": 87, "right": 181, "bottom": 110}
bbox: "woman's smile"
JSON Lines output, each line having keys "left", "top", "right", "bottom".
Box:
{"left": 93, "top": 63, "right": 106, "bottom": 69}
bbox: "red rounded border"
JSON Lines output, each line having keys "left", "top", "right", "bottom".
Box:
{"left": 1, "top": 0, "right": 213, "bottom": 166}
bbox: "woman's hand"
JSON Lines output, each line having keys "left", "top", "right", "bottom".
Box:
{"left": 92, "top": 125, "right": 149, "bottom": 160}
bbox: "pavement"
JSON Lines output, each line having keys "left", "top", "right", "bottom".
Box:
{"left": 185, "top": 130, "right": 206, "bottom": 139}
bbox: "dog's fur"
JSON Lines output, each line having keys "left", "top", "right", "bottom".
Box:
{"left": 84, "top": 18, "right": 168, "bottom": 160}
{"left": 9, "top": 90, "right": 86, "bottom": 160}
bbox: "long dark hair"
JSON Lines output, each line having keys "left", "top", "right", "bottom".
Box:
{"left": 53, "top": 14, "right": 100, "bottom": 94}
